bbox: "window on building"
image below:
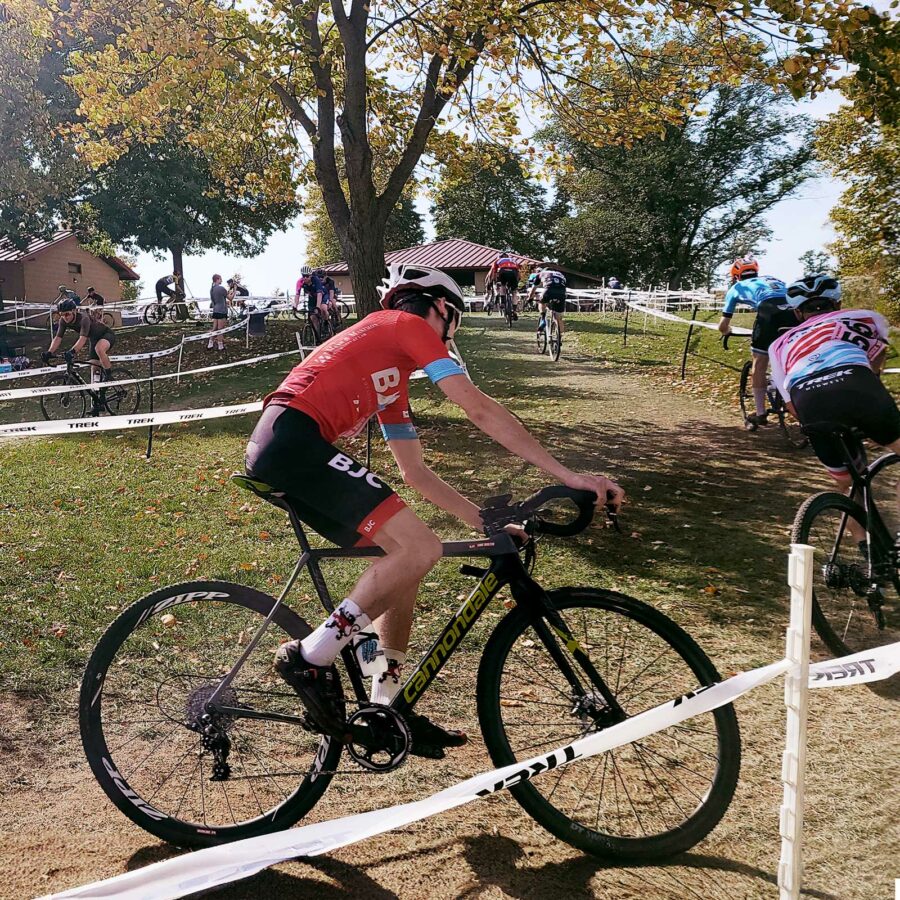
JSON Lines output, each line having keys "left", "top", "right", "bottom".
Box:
{"left": 68, "top": 263, "right": 82, "bottom": 274}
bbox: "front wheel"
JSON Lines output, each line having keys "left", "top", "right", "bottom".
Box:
{"left": 536, "top": 320, "right": 548, "bottom": 355}
{"left": 102, "top": 367, "right": 141, "bottom": 415}
{"left": 792, "top": 492, "right": 899, "bottom": 656}
{"left": 39, "top": 373, "right": 87, "bottom": 421}
{"left": 771, "top": 391, "right": 809, "bottom": 449}
{"left": 80, "top": 581, "right": 343, "bottom": 847}
{"left": 477, "top": 588, "right": 741, "bottom": 860}
{"left": 142, "top": 303, "right": 166, "bottom": 325}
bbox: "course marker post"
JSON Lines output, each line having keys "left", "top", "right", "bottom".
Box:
{"left": 680, "top": 304, "right": 699, "bottom": 380}
{"left": 778, "top": 543, "right": 814, "bottom": 900}
{"left": 623, "top": 299, "right": 630, "bottom": 347}
{"left": 176, "top": 336, "right": 185, "bottom": 384}
{"left": 146, "top": 356, "right": 155, "bottom": 459}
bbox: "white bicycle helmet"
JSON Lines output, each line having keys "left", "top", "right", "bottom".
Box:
{"left": 378, "top": 264, "right": 465, "bottom": 312}
{"left": 300, "top": 265, "right": 312, "bottom": 276}
{"left": 785, "top": 274, "right": 841, "bottom": 309}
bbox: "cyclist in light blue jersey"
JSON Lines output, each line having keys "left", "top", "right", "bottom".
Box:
{"left": 718, "top": 257, "right": 793, "bottom": 426}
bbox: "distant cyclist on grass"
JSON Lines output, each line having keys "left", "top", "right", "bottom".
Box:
{"left": 245, "top": 264, "right": 623, "bottom": 758}
{"left": 718, "top": 256, "right": 793, "bottom": 427}
{"left": 527, "top": 263, "right": 568, "bottom": 338}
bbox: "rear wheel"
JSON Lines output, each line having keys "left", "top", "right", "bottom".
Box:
{"left": 39, "top": 373, "right": 87, "bottom": 420}
{"left": 792, "top": 492, "right": 899, "bottom": 656}
{"left": 80, "top": 581, "right": 343, "bottom": 848}
{"left": 477, "top": 589, "right": 740, "bottom": 860}
{"left": 738, "top": 360, "right": 756, "bottom": 431}
{"left": 102, "top": 367, "right": 141, "bottom": 415}
{"left": 142, "top": 303, "right": 166, "bottom": 325}
{"left": 549, "top": 316, "right": 562, "bottom": 361}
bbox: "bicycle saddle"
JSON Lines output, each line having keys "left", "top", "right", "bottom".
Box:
{"left": 230, "top": 473, "right": 294, "bottom": 514}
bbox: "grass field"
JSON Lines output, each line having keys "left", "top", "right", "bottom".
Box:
{"left": 0, "top": 313, "right": 897, "bottom": 899}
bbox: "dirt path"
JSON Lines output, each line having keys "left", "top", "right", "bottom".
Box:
{"left": 1, "top": 318, "right": 897, "bottom": 900}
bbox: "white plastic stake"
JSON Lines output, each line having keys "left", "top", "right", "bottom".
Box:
{"left": 778, "top": 543, "right": 814, "bottom": 900}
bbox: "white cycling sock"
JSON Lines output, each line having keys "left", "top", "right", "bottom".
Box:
{"left": 301, "top": 599, "right": 371, "bottom": 667}
{"left": 370, "top": 649, "right": 407, "bottom": 705}
{"left": 752, "top": 386, "right": 767, "bottom": 417}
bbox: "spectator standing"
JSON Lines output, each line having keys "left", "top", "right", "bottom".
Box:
{"left": 608, "top": 276, "right": 622, "bottom": 290}
{"left": 209, "top": 274, "right": 229, "bottom": 351}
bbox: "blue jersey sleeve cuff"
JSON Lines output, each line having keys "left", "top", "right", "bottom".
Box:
{"left": 381, "top": 423, "right": 418, "bottom": 441}
{"left": 423, "top": 357, "right": 464, "bottom": 383}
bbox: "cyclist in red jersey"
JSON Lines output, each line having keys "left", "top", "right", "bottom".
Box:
{"left": 246, "top": 264, "right": 623, "bottom": 756}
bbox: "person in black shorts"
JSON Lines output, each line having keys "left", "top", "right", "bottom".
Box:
{"left": 529, "top": 264, "right": 567, "bottom": 336}
{"left": 42, "top": 298, "right": 116, "bottom": 390}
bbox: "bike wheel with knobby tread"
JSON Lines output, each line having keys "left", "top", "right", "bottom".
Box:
{"left": 549, "top": 317, "right": 562, "bottom": 361}
{"left": 142, "top": 303, "right": 166, "bottom": 325}
{"left": 771, "top": 391, "right": 808, "bottom": 449}
{"left": 477, "top": 588, "right": 741, "bottom": 861}
{"left": 39, "top": 374, "right": 87, "bottom": 421}
{"left": 300, "top": 323, "right": 317, "bottom": 349}
{"left": 792, "top": 492, "right": 899, "bottom": 656}
{"left": 103, "top": 367, "right": 141, "bottom": 415}
{"left": 738, "top": 360, "right": 756, "bottom": 431}
{"left": 80, "top": 580, "right": 343, "bottom": 847}
{"left": 536, "top": 322, "right": 548, "bottom": 355}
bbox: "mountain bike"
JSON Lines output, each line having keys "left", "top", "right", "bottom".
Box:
{"left": 142, "top": 294, "right": 189, "bottom": 325}
{"left": 39, "top": 354, "right": 141, "bottom": 420}
{"left": 792, "top": 424, "right": 900, "bottom": 656}
{"left": 80, "top": 482, "right": 741, "bottom": 859}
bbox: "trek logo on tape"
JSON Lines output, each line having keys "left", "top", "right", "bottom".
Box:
{"left": 811, "top": 658, "right": 875, "bottom": 682}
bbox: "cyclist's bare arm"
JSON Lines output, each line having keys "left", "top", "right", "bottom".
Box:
{"left": 872, "top": 346, "right": 888, "bottom": 375}
{"left": 438, "top": 374, "right": 623, "bottom": 508}
{"left": 71, "top": 336, "right": 88, "bottom": 353}
{"left": 387, "top": 437, "right": 482, "bottom": 529}
{"left": 48, "top": 335, "right": 62, "bottom": 354}
{"left": 718, "top": 315, "right": 731, "bottom": 335}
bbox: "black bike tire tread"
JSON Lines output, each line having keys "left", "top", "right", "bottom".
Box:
{"left": 80, "top": 580, "right": 342, "bottom": 847}
{"left": 476, "top": 588, "right": 741, "bottom": 861}
{"left": 40, "top": 374, "right": 87, "bottom": 421}
{"left": 104, "top": 368, "right": 141, "bottom": 415}
{"left": 790, "top": 492, "right": 871, "bottom": 656}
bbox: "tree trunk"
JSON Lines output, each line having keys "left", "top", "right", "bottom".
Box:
{"left": 344, "top": 212, "right": 387, "bottom": 318}
{"left": 170, "top": 244, "right": 185, "bottom": 295}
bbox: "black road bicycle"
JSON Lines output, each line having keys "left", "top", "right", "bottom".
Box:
{"left": 297, "top": 307, "right": 334, "bottom": 349}
{"left": 40, "top": 355, "right": 141, "bottom": 420}
{"left": 792, "top": 424, "right": 900, "bottom": 656}
{"left": 80, "top": 483, "right": 740, "bottom": 859}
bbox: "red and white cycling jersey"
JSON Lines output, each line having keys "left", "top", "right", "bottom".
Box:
{"left": 769, "top": 308, "right": 890, "bottom": 400}
{"left": 265, "top": 310, "right": 464, "bottom": 442}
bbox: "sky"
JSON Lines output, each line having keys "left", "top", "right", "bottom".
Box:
{"left": 131, "top": 91, "right": 847, "bottom": 299}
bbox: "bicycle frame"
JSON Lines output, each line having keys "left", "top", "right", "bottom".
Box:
{"left": 208, "top": 498, "right": 622, "bottom": 727}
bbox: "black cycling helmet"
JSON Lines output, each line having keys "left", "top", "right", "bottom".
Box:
{"left": 58, "top": 298, "right": 78, "bottom": 313}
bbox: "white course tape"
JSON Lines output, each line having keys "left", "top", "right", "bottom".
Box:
{"left": 0, "top": 350, "right": 302, "bottom": 401}
{"left": 43, "top": 658, "right": 789, "bottom": 900}
{"left": 182, "top": 316, "right": 252, "bottom": 343}
{"left": 627, "top": 302, "right": 753, "bottom": 336}
{"left": 0, "top": 402, "right": 263, "bottom": 437}
{"left": 0, "top": 364, "right": 62, "bottom": 381}
{"left": 808, "top": 640, "right": 900, "bottom": 686}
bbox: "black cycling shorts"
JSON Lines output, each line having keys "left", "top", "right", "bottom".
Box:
{"left": 88, "top": 331, "right": 115, "bottom": 360}
{"left": 543, "top": 287, "right": 566, "bottom": 313}
{"left": 751, "top": 298, "right": 796, "bottom": 354}
{"left": 791, "top": 365, "right": 900, "bottom": 473}
{"left": 498, "top": 269, "right": 519, "bottom": 290}
{"left": 245, "top": 404, "right": 407, "bottom": 547}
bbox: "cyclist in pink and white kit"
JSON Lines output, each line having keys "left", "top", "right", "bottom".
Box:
{"left": 769, "top": 274, "right": 900, "bottom": 490}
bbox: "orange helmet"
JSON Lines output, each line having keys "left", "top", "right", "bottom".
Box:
{"left": 729, "top": 257, "right": 759, "bottom": 280}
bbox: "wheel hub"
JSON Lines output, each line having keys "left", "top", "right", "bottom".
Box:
{"left": 571, "top": 691, "right": 624, "bottom": 729}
